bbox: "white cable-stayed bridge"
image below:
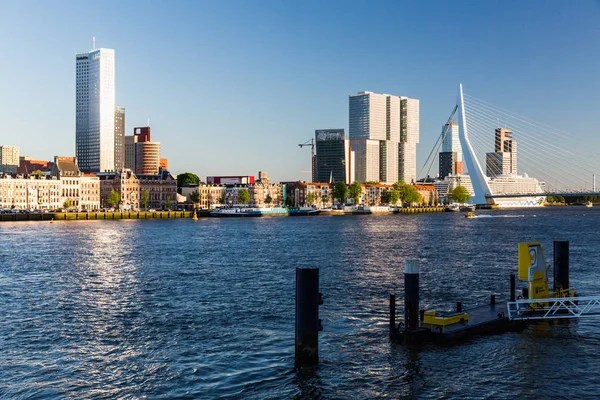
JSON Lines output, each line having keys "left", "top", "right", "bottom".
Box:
{"left": 425, "top": 85, "right": 600, "bottom": 206}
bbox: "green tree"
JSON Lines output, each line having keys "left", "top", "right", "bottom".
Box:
{"left": 546, "top": 196, "right": 555, "bottom": 203}
{"left": 166, "top": 198, "right": 172, "bottom": 210}
{"left": 450, "top": 185, "right": 471, "bottom": 204}
{"left": 332, "top": 181, "right": 348, "bottom": 205}
{"left": 306, "top": 192, "right": 318, "bottom": 206}
{"left": 285, "top": 195, "right": 295, "bottom": 207}
{"left": 108, "top": 190, "right": 120, "bottom": 208}
{"left": 32, "top": 170, "right": 44, "bottom": 178}
{"left": 238, "top": 188, "right": 251, "bottom": 205}
{"left": 389, "top": 189, "right": 400, "bottom": 205}
{"left": 349, "top": 181, "right": 362, "bottom": 205}
{"left": 364, "top": 181, "right": 379, "bottom": 185}
{"left": 141, "top": 189, "right": 150, "bottom": 210}
{"left": 63, "top": 198, "right": 72, "bottom": 209}
{"left": 189, "top": 190, "right": 200, "bottom": 207}
{"left": 380, "top": 190, "right": 391, "bottom": 204}
{"left": 265, "top": 193, "right": 273, "bottom": 206}
{"left": 176, "top": 172, "right": 200, "bottom": 194}
{"left": 394, "top": 181, "right": 422, "bottom": 205}
{"left": 556, "top": 195, "right": 565, "bottom": 203}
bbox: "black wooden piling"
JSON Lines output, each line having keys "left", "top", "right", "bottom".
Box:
{"left": 295, "top": 268, "right": 321, "bottom": 367}
{"left": 510, "top": 274, "right": 516, "bottom": 302}
{"left": 456, "top": 302, "right": 462, "bottom": 313}
{"left": 389, "top": 294, "right": 396, "bottom": 337}
{"left": 404, "top": 260, "right": 420, "bottom": 332}
{"left": 490, "top": 294, "right": 496, "bottom": 305}
{"left": 554, "top": 241, "right": 569, "bottom": 292}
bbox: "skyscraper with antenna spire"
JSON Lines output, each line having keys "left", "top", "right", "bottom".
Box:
{"left": 75, "top": 42, "right": 115, "bottom": 172}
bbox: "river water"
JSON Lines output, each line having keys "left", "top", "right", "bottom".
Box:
{"left": 1, "top": 207, "right": 600, "bottom": 399}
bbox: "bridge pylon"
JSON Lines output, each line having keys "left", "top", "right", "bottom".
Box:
{"left": 457, "top": 84, "right": 495, "bottom": 205}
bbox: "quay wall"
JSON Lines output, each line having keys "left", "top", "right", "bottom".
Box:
{"left": 0, "top": 211, "right": 192, "bottom": 222}
{"left": 398, "top": 207, "right": 445, "bottom": 214}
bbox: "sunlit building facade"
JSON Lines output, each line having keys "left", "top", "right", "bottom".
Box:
{"left": 0, "top": 145, "right": 20, "bottom": 174}
{"left": 399, "top": 98, "right": 419, "bottom": 184}
{"left": 350, "top": 139, "right": 380, "bottom": 183}
{"left": 76, "top": 47, "right": 116, "bottom": 173}
{"left": 0, "top": 175, "right": 61, "bottom": 210}
{"left": 349, "top": 92, "right": 419, "bottom": 184}
{"left": 114, "top": 106, "right": 125, "bottom": 171}
{"left": 135, "top": 142, "right": 161, "bottom": 175}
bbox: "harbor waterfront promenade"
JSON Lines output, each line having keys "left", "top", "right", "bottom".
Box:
{"left": 0, "top": 207, "right": 446, "bottom": 222}
{"left": 2, "top": 207, "right": 600, "bottom": 398}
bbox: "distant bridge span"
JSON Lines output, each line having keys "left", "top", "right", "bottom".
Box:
{"left": 486, "top": 192, "right": 600, "bottom": 199}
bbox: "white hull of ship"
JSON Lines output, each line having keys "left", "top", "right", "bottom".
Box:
{"left": 492, "top": 196, "right": 545, "bottom": 208}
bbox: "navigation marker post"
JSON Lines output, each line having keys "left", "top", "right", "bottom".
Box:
{"left": 295, "top": 268, "right": 323, "bottom": 367}
{"left": 554, "top": 241, "right": 569, "bottom": 293}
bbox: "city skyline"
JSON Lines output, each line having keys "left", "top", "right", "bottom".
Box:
{"left": 1, "top": 1, "right": 599, "bottom": 181}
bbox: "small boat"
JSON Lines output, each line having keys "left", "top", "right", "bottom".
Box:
{"left": 465, "top": 212, "right": 476, "bottom": 218}
{"left": 446, "top": 204, "right": 460, "bottom": 212}
{"left": 585, "top": 201, "right": 593, "bottom": 208}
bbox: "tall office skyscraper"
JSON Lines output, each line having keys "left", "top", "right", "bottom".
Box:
{"left": 114, "top": 105, "right": 125, "bottom": 171}
{"left": 441, "top": 123, "right": 461, "bottom": 161}
{"left": 486, "top": 127, "right": 517, "bottom": 177}
{"left": 399, "top": 98, "right": 420, "bottom": 184}
{"left": 315, "top": 129, "right": 352, "bottom": 184}
{"left": 439, "top": 122, "right": 463, "bottom": 178}
{"left": 76, "top": 47, "right": 115, "bottom": 172}
{"left": 349, "top": 92, "right": 385, "bottom": 183}
{"left": 124, "top": 135, "right": 137, "bottom": 170}
{"left": 349, "top": 91, "right": 419, "bottom": 184}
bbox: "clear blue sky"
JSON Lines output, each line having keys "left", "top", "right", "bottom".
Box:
{"left": 1, "top": 0, "right": 599, "bottom": 181}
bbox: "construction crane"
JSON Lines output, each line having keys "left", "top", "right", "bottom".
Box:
{"left": 298, "top": 139, "right": 316, "bottom": 182}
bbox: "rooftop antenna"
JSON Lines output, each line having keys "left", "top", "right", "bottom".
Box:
{"left": 147, "top": 118, "right": 150, "bottom": 127}
{"left": 92, "top": 36, "right": 96, "bottom": 50}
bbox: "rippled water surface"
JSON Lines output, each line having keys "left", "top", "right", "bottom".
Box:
{"left": 2, "top": 208, "right": 600, "bottom": 399}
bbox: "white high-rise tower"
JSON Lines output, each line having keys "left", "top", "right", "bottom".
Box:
{"left": 76, "top": 47, "right": 115, "bottom": 172}
{"left": 349, "top": 91, "right": 419, "bottom": 184}
{"left": 441, "top": 123, "right": 462, "bottom": 161}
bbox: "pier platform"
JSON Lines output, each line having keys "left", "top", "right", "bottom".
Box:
{"left": 394, "top": 301, "right": 526, "bottom": 343}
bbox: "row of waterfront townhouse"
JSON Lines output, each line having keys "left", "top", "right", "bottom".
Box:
{"left": 0, "top": 175, "right": 62, "bottom": 210}
{"left": 0, "top": 156, "right": 101, "bottom": 210}
{"left": 97, "top": 169, "right": 178, "bottom": 210}
{"left": 284, "top": 181, "right": 439, "bottom": 207}
{"left": 52, "top": 156, "right": 101, "bottom": 210}
{"left": 182, "top": 181, "right": 284, "bottom": 209}
{"left": 0, "top": 156, "right": 178, "bottom": 211}
{"left": 0, "top": 173, "right": 101, "bottom": 211}
{"left": 181, "top": 180, "right": 439, "bottom": 209}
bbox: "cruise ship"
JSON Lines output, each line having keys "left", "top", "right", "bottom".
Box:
{"left": 487, "top": 174, "right": 545, "bottom": 207}
{"left": 434, "top": 173, "right": 545, "bottom": 208}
